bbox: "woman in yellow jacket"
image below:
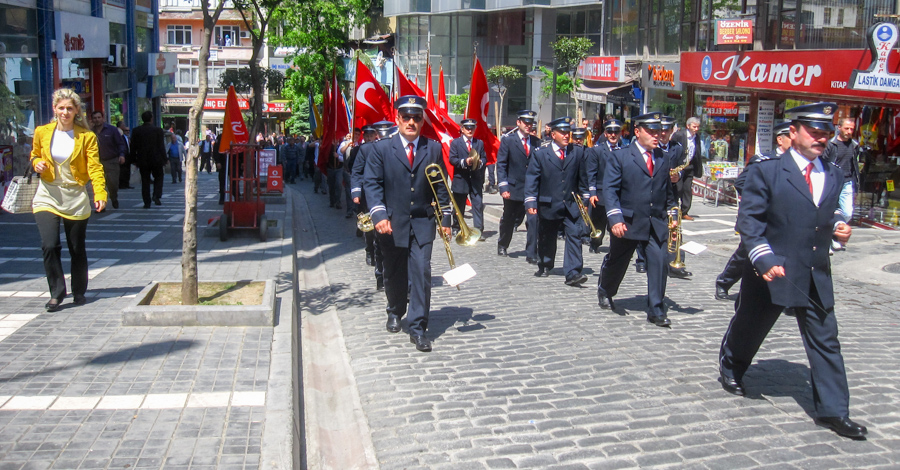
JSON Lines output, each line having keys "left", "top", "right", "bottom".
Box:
{"left": 30, "top": 88, "right": 107, "bottom": 312}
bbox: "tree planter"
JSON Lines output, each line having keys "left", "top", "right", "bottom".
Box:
{"left": 123, "top": 280, "right": 276, "bottom": 327}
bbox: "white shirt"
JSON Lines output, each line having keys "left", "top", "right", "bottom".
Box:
{"left": 51, "top": 129, "right": 75, "bottom": 164}
{"left": 634, "top": 142, "right": 652, "bottom": 166}
{"left": 789, "top": 148, "right": 825, "bottom": 207}
{"left": 686, "top": 129, "right": 696, "bottom": 161}
{"left": 399, "top": 135, "right": 420, "bottom": 160}
{"left": 551, "top": 142, "right": 566, "bottom": 159}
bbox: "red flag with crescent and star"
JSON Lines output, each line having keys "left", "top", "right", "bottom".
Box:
{"left": 352, "top": 58, "right": 392, "bottom": 132}
{"left": 437, "top": 64, "right": 460, "bottom": 136}
{"left": 395, "top": 66, "right": 457, "bottom": 179}
{"left": 220, "top": 85, "right": 249, "bottom": 152}
{"left": 465, "top": 57, "right": 500, "bottom": 165}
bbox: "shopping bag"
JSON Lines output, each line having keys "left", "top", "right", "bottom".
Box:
{"left": 1, "top": 169, "right": 38, "bottom": 214}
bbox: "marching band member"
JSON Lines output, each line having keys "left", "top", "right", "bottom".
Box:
{"left": 525, "top": 117, "right": 590, "bottom": 285}
{"left": 717, "top": 103, "right": 866, "bottom": 440}
{"left": 585, "top": 120, "right": 623, "bottom": 253}
{"left": 496, "top": 110, "right": 541, "bottom": 263}
{"left": 659, "top": 115, "right": 691, "bottom": 279}
{"left": 448, "top": 118, "right": 487, "bottom": 240}
{"left": 597, "top": 112, "right": 677, "bottom": 327}
{"left": 363, "top": 96, "right": 451, "bottom": 352}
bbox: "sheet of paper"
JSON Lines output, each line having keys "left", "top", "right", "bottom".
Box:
{"left": 443, "top": 263, "right": 476, "bottom": 287}
{"left": 681, "top": 241, "right": 707, "bottom": 255}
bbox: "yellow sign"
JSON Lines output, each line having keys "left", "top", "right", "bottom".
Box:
{"left": 887, "top": 180, "right": 895, "bottom": 192}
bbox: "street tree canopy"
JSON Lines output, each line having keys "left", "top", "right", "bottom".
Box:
{"left": 551, "top": 37, "right": 593, "bottom": 75}
{"left": 218, "top": 68, "right": 285, "bottom": 96}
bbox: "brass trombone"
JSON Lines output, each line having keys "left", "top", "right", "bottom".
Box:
{"left": 425, "top": 163, "right": 482, "bottom": 247}
{"left": 667, "top": 206, "right": 685, "bottom": 269}
{"left": 573, "top": 192, "right": 603, "bottom": 239}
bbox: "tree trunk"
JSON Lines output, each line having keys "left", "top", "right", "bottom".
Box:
{"left": 182, "top": 2, "right": 225, "bottom": 305}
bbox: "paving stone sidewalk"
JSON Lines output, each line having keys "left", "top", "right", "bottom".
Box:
{"left": 296, "top": 179, "right": 900, "bottom": 470}
{"left": 0, "top": 173, "right": 292, "bottom": 469}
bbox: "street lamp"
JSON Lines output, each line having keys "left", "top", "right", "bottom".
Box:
{"left": 529, "top": 60, "right": 558, "bottom": 120}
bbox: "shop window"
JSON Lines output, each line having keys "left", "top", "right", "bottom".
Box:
{"left": 167, "top": 25, "right": 192, "bottom": 46}
{"left": 214, "top": 26, "right": 240, "bottom": 47}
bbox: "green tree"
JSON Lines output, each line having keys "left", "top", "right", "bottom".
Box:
{"left": 447, "top": 92, "right": 469, "bottom": 115}
{"left": 218, "top": 68, "right": 285, "bottom": 96}
{"left": 485, "top": 65, "right": 522, "bottom": 130}
{"left": 535, "top": 66, "right": 575, "bottom": 119}
{"left": 550, "top": 36, "right": 593, "bottom": 120}
{"left": 232, "top": 0, "right": 286, "bottom": 138}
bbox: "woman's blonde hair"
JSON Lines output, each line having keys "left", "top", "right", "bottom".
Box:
{"left": 51, "top": 88, "right": 86, "bottom": 123}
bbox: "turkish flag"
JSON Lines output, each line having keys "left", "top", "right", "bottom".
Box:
{"left": 352, "top": 59, "right": 392, "bottom": 132}
{"left": 425, "top": 63, "right": 437, "bottom": 111}
{"left": 220, "top": 85, "right": 249, "bottom": 152}
{"left": 319, "top": 71, "right": 350, "bottom": 174}
{"left": 465, "top": 57, "right": 500, "bottom": 165}
{"left": 437, "top": 64, "right": 460, "bottom": 137}
{"left": 396, "top": 66, "right": 457, "bottom": 179}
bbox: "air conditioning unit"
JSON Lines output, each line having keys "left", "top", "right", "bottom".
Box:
{"left": 108, "top": 44, "right": 127, "bottom": 68}
{"left": 181, "top": 45, "right": 192, "bottom": 52}
{"left": 240, "top": 31, "right": 250, "bottom": 39}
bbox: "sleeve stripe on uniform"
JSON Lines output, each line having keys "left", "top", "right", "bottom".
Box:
{"left": 369, "top": 205, "right": 386, "bottom": 215}
{"left": 748, "top": 244, "right": 773, "bottom": 263}
{"left": 606, "top": 208, "right": 622, "bottom": 217}
{"left": 351, "top": 186, "right": 361, "bottom": 192}
{"left": 524, "top": 197, "right": 536, "bottom": 203}
{"left": 499, "top": 181, "right": 508, "bottom": 186}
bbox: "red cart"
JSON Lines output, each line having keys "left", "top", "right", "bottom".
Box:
{"left": 219, "top": 143, "right": 267, "bottom": 241}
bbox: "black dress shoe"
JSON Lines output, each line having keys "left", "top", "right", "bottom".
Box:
{"left": 635, "top": 263, "right": 647, "bottom": 273}
{"left": 478, "top": 236, "right": 486, "bottom": 242}
{"left": 534, "top": 267, "right": 550, "bottom": 277}
{"left": 719, "top": 369, "right": 745, "bottom": 396}
{"left": 715, "top": 285, "right": 730, "bottom": 300}
{"left": 565, "top": 274, "right": 587, "bottom": 286}
{"left": 497, "top": 246, "right": 508, "bottom": 257}
{"left": 649, "top": 316, "right": 672, "bottom": 327}
{"left": 668, "top": 267, "right": 693, "bottom": 279}
{"left": 385, "top": 314, "right": 401, "bottom": 333}
{"left": 376, "top": 277, "right": 384, "bottom": 291}
{"left": 143, "top": 203, "right": 151, "bottom": 209}
{"left": 45, "top": 299, "right": 61, "bottom": 312}
{"left": 598, "top": 295, "right": 615, "bottom": 310}
{"left": 815, "top": 416, "right": 868, "bottom": 439}
{"left": 409, "top": 334, "right": 432, "bottom": 352}
{"left": 525, "top": 257, "right": 538, "bottom": 265}
{"left": 365, "top": 253, "right": 375, "bottom": 266}
{"left": 112, "top": 200, "right": 119, "bottom": 209}
{"left": 153, "top": 197, "right": 161, "bottom": 206}
{"left": 73, "top": 295, "right": 87, "bottom": 306}
{"left": 783, "top": 307, "right": 797, "bottom": 317}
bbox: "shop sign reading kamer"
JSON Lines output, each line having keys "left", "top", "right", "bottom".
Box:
{"left": 850, "top": 23, "right": 900, "bottom": 94}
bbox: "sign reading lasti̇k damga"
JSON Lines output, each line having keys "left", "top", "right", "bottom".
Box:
{"left": 850, "top": 23, "right": 900, "bottom": 94}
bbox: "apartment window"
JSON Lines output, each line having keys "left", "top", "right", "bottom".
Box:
{"left": 823, "top": 7, "right": 832, "bottom": 26}
{"left": 215, "top": 26, "right": 241, "bottom": 46}
{"left": 167, "top": 25, "right": 192, "bottom": 45}
{"left": 836, "top": 9, "right": 844, "bottom": 26}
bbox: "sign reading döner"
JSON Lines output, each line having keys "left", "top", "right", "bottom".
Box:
{"left": 681, "top": 50, "right": 900, "bottom": 102}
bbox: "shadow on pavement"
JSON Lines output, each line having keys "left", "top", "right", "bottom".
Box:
{"left": 426, "top": 306, "right": 477, "bottom": 339}
{"left": 743, "top": 358, "right": 816, "bottom": 416}
{"left": 300, "top": 282, "right": 379, "bottom": 315}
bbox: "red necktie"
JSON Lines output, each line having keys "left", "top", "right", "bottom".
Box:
{"left": 523, "top": 137, "right": 529, "bottom": 156}
{"left": 804, "top": 163, "right": 814, "bottom": 194}
{"left": 646, "top": 151, "right": 654, "bottom": 174}
{"left": 407, "top": 143, "right": 414, "bottom": 167}
{"left": 558, "top": 148, "right": 565, "bottom": 160}
{"left": 466, "top": 139, "right": 471, "bottom": 152}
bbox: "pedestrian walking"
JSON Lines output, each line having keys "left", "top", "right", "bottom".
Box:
{"left": 165, "top": 131, "right": 184, "bottom": 184}
{"left": 130, "top": 111, "right": 166, "bottom": 208}
{"left": 199, "top": 133, "right": 213, "bottom": 173}
{"left": 117, "top": 120, "right": 133, "bottom": 189}
{"left": 90, "top": 110, "right": 127, "bottom": 210}
{"left": 29, "top": 88, "right": 107, "bottom": 311}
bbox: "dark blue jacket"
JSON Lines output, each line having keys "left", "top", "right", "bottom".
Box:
{"left": 585, "top": 139, "right": 620, "bottom": 202}
{"left": 525, "top": 142, "right": 589, "bottom": 220}
{"left": 603, "top": 142, "right": 676, "bottom": 240}
{"left": 448, "top": 136, "right": 486, "bottom": 194}
{"left": 737, "top": 154, "right": 845, "bottom": 308}
{"left": 350, "top": 141, "right": 377, "bottom": 201}
{"left": 94, "top": 122, "right": 128, "bottom": 162}
{"left": 497, "top": 130, "right": 540, "bottom": 201}
{"left": 363, "top": 134, "right": 451, "bottom": 248}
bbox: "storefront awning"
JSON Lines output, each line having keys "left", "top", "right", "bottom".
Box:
{"left": 575, "top": 82, "right": 632, "bottom": 104}
{"left": 201, "top": 111, "right": 225, "bottom": 124}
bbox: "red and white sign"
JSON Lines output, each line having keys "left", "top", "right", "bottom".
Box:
{"left": 265, "top": 102, "right": 291, "bottom": 113}
{"left": 716, "top": 19, "right": 753, "bottom": 45}
{"left": 681, "top": 50, "right": 900, "bottom": 102}
{"left": 577, "top": 56, "right": 625, "bottom": 82}
{"left": 703, "top": 98, "right": 739, "bottom": 117}
{"left": 259, "top": 150, "right": 277, "bottom": 181}
{"left": 204, "top": 98, "right": 249, "bottom": 110}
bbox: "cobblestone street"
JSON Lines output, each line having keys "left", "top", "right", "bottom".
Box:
{"left": 297, "top": 182, "right": 900, "bottom": 469}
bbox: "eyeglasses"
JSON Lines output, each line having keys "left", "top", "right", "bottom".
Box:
{"left": 399, "top": 115, "right": 423, "bottom": 123}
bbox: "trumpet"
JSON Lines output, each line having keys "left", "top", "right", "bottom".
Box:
{"left": 573, "top": 192, "right": 603, "bottom": 239}
{"left": 425, "top": 163, "right": 482, "bottom": 246}
{"left": 667, "top": 206, "right": 685, "bottom": 269}
{"left": 357, "top": 212, "right": 374, "bottom": 232}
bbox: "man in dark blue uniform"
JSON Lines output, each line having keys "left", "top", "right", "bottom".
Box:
{"left": 571, "top": 127, "right": 587, "bottom": 147}
{"left": 715, "top": 121, "right": 792, "bottom": 300}
{"left": 657, "top": 115, "right": 692, "bottom": 280}
{"left": 718, "top": 103, "right": 866, "bottom": 439}
{"left": 586, "top": 119, "right": 623, "bottom": 253}
{"left": 525, "top": 117, "right": 590, "bottom": 285}
{"left": 349, "top": 124, "right": 379, "bottom": 260}
{"left": 496, "top": 110, "right": 541, "bottom": 263}
{"left": 448, "top": 118, "right": 487, "bottom": 240}
{"left": 597, "top": 112, "right": 677, "bottom": 327}
{"left": 363, "top": 96, "right": 451, "bottom": 353}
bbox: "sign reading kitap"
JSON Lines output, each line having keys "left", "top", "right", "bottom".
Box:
{"left": 681, "top": 50, "right": 900, "bottom": 102}
{"left": 716, "top": 19, "right": 753, "bottom": 45}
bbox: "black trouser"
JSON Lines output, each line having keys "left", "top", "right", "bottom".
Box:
{"left": 598, "top": 227, "right": 669, "bottom": 319}
{"left": 716, "top": 241, "right": 746, "bottom": 292}
{"left": 452, "top": 191, "right": 484, "bottom": 232}
{"left": 538, "top": 215, "right": 583, "bottom": 278}
{"left": 100, "top": 159, "right": 120, "bottom": 206}
{"left": 676, "top": 174, "right": 695, "bottom": 215}
{"left": 35, "top": 212, "right": 89, "bottom": 301}
{"left": 169, "top": 157, "right": 183, "bottom": 182}
{"left": 720, "top": 270, "right": 849, "bottom": 417}
{"left": 119, "top": 162, "right": 132, "bottom": 188}
{"left": 217, "top": 160, "right": 227, "bottom": 202}
{"left": 498, "top": 198, "right": 537, "bottom": 259}
{"left": 200, "top": 152, "right": 212, "bottom": 173}
{"left": 589, "top": 203, "right": 608, "bottom": 249}
{"left": 140, "top": 165, "right": 164, "bottom": 205}
{"left": 379, "top": 228, "right": 433, "bottom": 337}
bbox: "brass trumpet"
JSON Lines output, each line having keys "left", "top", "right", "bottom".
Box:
{"left": 573, "top": 192, "right": 603, "bottom": 239}
{"left": 425, "top": 163, "right": 482, "bottom": 246}
{"left": 667, "top": 206, "right": 685, "bottom": 269}
{"left": 357, "top": 212, "right": 374, "bottom": 232}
